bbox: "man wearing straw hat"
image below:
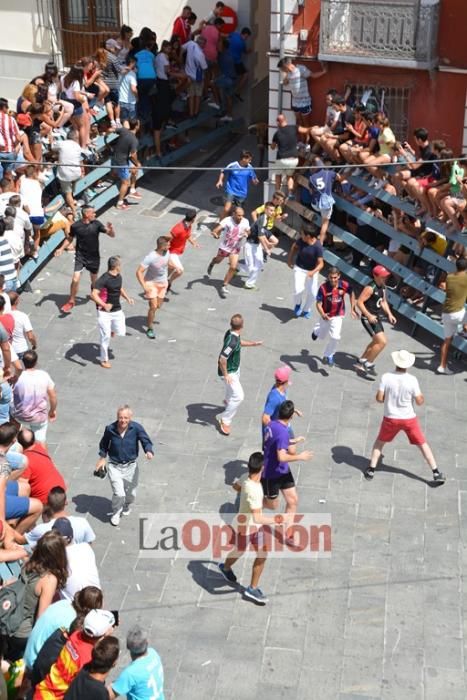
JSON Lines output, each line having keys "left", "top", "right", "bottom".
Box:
{"left": 365, "top": 349, "right": 445, "bottom": 484}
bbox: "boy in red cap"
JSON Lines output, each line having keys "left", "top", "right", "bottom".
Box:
{"left": 355, "top": 265, "right": 396, "bottom": 375}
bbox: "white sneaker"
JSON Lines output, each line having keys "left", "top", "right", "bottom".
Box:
{"left": 220, "top": 115, "right": 233, "bottom": 122}
{"left": 110, "top": 509, "right": 122, "bottom": 526}
{"left": 208, "top": 101, "right": 221, "bottom": 109}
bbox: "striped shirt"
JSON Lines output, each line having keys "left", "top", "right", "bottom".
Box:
{"left": 0, "top": 112, "right": 19, "bottom": 152}
{"left": 288, "top": 65, "right": 311, "bottom": 108}
{"left": 0, "top": 238, "right": 17, "bottom": 282}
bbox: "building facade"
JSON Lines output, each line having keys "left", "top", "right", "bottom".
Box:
{"left": 0, "top": 0, "right": 260, "bottom": 105}
{"left": 268, "top": 0, "right": 467, "bottom": 174}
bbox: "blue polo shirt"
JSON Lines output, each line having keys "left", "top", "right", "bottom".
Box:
{"left": 223, "top": 161, "right": 257, "bottom": 198}
{"left": 229, "top": 32, "right": 246, "bottom": 64}
{"left": 112, "top": 647, "right": 164, "bottom": 700}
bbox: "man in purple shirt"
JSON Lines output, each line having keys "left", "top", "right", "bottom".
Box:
{"left": 262, "top": 401, "right": 313, "bottom": 545}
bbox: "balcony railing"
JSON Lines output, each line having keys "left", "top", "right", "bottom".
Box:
{"left": 318, "top": 0, "right": 439, "bottom": 69}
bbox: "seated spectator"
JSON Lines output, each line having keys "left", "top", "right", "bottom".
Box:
{"left": 61, "top": 64, "right": 91, "bottom": 148}
{"left": 109, "top": 625, "right": 164, "bottom": 700}
{"left": 359, "top": 115, "right": 396, "bottom": 176}
{"left": 310, "top": 89, "right": 339, "bottom": 143}
{"left": 11, "top": 349, "right": 57, "bottom": 444}
{"left": 404, "top": 138, "right": 446, "bottom": 216}
{"left": 82, "top": 56, "right": 109, "bottom": 106}
{"left": 439, "top": 157, "right": 467, "bottom": 229}
{"left": 65, "top": 635, "right": 119, "bottom": 700}
{"left": 98, "top": 40, "right": 122, "bottom": 128}
{"left": 5, "top": 529, "right": 68, "bottom": 662}
{"left": 16, "top": 429, "right": 66, "bottom": 505}
{"left": 51, "top": 518, "right": 100, "bottom": 601}
{"left": 37, "top": 62, "right": 74, "bottom": 128}
{"left": 316, "top": 95, "right": 355, "bottom": 160}
{"left": 33, "top": 608, "right": 115, "bottom": 698}
{"left": 24, "top": 585, "right": 103, "bottom": 674}
{"left": 19, "top": 485, "right": 95, "bottom": 548}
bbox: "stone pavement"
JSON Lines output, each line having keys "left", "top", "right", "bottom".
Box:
{"left": 19, "top": 134, "right": 467, "bottom": 699}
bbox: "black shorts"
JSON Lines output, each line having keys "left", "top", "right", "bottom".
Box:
{"left": 234, "top": 62, "right": 247, "bottom": 76}
{"left": 105, "top": 89, "right": 119, "bottom": 105}
{"left": 361, "top": 316, "right": 384, "bottom": 337}
{"left": 74, "top": 255, "right": 100, "bottom": 274}
{"left": 261, "top": 470, "right": 295, "bottom": 500}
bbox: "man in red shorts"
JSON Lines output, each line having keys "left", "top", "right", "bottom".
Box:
{"left": 364, "top": 349, "right": 445, "bottom": 484}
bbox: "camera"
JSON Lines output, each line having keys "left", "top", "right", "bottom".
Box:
{"left": 93, "top": 466, "right": 107, "bottom": 478}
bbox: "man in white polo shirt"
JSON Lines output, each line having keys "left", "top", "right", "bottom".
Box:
{"left": 365, "top": 350, "right": 445, "bottom": 484}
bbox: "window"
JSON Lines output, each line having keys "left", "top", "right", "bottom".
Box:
{"left": 346, "top": 83, "right": 410, "bottom": 141}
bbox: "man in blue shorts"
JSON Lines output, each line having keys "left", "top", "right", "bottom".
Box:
{"left": 0, "top": 423, "right": 43, "bottom": 534}
{"left": 215, "top": 150, "right": 259, "bottom": 220}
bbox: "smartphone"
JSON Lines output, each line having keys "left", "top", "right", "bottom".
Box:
{"left": 111, "top": 609, "right": 120, "bottom": 627}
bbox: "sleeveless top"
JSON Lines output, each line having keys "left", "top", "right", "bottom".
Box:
{"left": 365, "top": 281, "right": 386, "bottom": 318}
{"left": 15, "top": 568, "right": 41, "bottom": 639}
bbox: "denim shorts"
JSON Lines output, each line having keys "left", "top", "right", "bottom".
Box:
{"left": 120, "top": 102, "right": 137, "bottom": 120}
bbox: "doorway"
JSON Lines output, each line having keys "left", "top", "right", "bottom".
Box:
{"left": 59, "top": 0, "right": 121, "bottom": 65}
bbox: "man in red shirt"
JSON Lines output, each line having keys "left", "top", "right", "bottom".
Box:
{"left": 17, "top": 428, "right": 66, "bottom": 504}
{"left": 0, "top": 294, "right": 14, "bottom": 338}
{"left": 167, "top": 210, "right": 200, "bottom": 292}
{"left": 172, "top": 5, "right": 192, "bottom": 44}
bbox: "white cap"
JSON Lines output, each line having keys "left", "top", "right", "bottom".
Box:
{"left": 83, "top": 609, "right": 115, "bottom": 638}
{"left": 391, "top": 349, "right": 415, "bottom": 369}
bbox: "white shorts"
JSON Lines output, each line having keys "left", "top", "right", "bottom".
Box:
{"left": 277, "top": 157, "right": 299, "bottom": 178}
{"left": 168, "top": 253, "right": 184, "bottom": 273}
{"left": 442, "top": 309, "right": 466, "bottom": 338}
{"left": 311, "top": 203, "right": 333, "bottom": 221}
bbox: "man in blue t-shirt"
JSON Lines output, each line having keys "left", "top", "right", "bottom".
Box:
{"left": 215, "top": 150, "right": 259, "bottom": 219}
{"left": 262, "top": 401, "right": 313, "bottom": 546}
{"left": 228, "top": 27, "right": 252, "bottom": 94}
{"left": 261, "top": 366, "right": 302, "bottom": 443}
{"left": 110, "top": 625, "right": 164, "bottom": 700}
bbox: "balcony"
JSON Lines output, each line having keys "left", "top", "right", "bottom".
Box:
{"left": 318, "top": 0, "right": 440, "bottom": 70}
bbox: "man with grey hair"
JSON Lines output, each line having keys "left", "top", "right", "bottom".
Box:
{"left": 109, "top": 625, "right": 164, "bottom": 699}
{"left": 96, "top": 406, "right": 154, "bottom": 526}
{"left": 53, "top": 129, "right": 83, "bottom": 214}
{"left": 90, "top": 255, "right": 134, "bottom": 369}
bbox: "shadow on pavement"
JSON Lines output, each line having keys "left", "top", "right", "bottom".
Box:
{"left": 259, "top": 302, "right": 294, "bottom": 324}
{"left": 280, "top": 349, "right": 328, "bottom": 376}
{"left": 186, "top": 402, "right": 223, "bottom": 427}
{"left": 187, "top": 560, "right": 237, "bottom": 596}
{"left": 331, "top": 445, "right": 434, "bottom": 485}
{"left": 72, "top": 493, "right": 111, "bottom": 523}
{"left": 64, "top": 342, "right": 110, "bottom": 366}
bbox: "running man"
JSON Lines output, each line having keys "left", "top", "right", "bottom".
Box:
{"left": 207, "top": 206, "right": 250, "bottom": 298}
{"left": 262, "top": 400, "right": 313, "bottom": 545}
{"left": 365, "top": 349, "right": 445, "bottom": 484}
{"left": 167, "top": 210, "right": 200, "bottom": 293}
{"left": 58, "top": 206, "right": 115, "bottom": 314}
{"left": 218, "top": 451, "right": 285, "bottom": 605}
{"left": 217, "top": 314, "right": 262, "bottom": 436}
{"left": 136, "top": 236, "right": 170, "bottom": 340}
{"left": 312, "top": 267, "right": 357, "bottom": 366}
{"left": 215, "top": 150, "right": 259, "bottom": 220}
{"left": 287, "top": 224, "right": 324, "bottom": 318}
{"left": 90, "top": 256, "right": 134, "bottom": 369}
{"left": 355, "top": 265, "right": 396, "bottom": 375}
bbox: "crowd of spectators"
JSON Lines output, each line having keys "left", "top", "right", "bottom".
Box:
{"left": 272, "top": 74, "right": 467, "bottom": 313}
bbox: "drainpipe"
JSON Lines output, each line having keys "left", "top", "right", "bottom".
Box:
{"left": 278, "top": 0, "right": 285, "bottom": 113}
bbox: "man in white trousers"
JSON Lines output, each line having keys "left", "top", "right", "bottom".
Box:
{"left": 312, "top": 267, "right": 357, "bottom": 366}
{"left": 217, "top": 314, "right": 262, "bottom": 436}
{"left": 287, "top": 225, "right": 324, "bottom": 318}
{"left": 90, "top": 256, "right": 134, "bottom": 369}
{"left": 242, "top": 202, "right": 276, "bottom": 289}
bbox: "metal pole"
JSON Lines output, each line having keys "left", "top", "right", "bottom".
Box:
{"left": 278, "top": 0, "right": 285, "bottom": 113}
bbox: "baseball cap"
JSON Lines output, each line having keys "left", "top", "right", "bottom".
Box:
{"left": 274, "top": 366, "right": 291, "bottom": 383}
{"left": 52, "top": 517, "right": 74, "bottom": 541}
{"left": 372, "top": 265, "right": 391, "bottom": 278}
{"left": 391, "top": 349, "right": 415, "bottom": 369}
{"left": 83, "top": 609, "right": 115, "bottom": 638}
{"left": 105, "top": 38, "right": 120, "bottom": 51}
